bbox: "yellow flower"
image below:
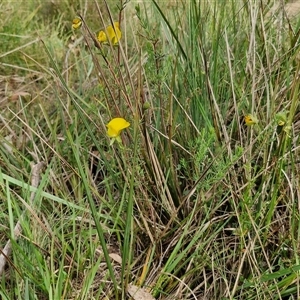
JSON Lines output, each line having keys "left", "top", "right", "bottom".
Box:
{"left": 72, "top": 18, "right": 82, "bottom": 30}
{"left": 97, "top": 22, "right": 121, "bottom": 45}
{"left": 244, "top": 114, "right": 259, "bottom": 126}
{"left": 106, "top": 117, "right": 130, "bottom": 139}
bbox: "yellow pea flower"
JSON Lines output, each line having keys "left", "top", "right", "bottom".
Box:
{"left": 244, "top": 114, "right": 259, "bottom": 126}
{"left": 97, "top": 22, "right": 121, "bottom": 45}
{"left": 72, "top": 17, "right": 82, "bottom": 30}
{"left": 106, "top": 117, "right": 130, "bottom": 144}
{"left": 98, "top": 31, "right": 107, "bottom": 43}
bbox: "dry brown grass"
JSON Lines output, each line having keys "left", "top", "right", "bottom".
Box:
{"left": 285, "top": 0, "right": 300, "bottom": 17}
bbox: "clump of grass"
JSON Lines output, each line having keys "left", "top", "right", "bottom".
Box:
{"left": 1, "top": 0, "right": 300, "bottom": 299}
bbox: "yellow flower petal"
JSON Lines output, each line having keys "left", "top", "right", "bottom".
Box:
{"left": 72, "top": 18, "right": 82, "bottom": 29}
{"left": 97, "top": 31, "right": 107, "bottom": 43}
{"left": 106, "top": 118, "right": 130, "bottom": 138}
{"left": 97, "top": 22, "right": 121, "bottom": 45}
{"left": 107, "top": 127, "right": 119, "bottom": 138}
{"left": 244, "top": 114, "right": 258, "bottom": 126}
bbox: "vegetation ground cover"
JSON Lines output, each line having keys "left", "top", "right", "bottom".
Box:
{"left": 1, "top": 0, "right": 300, "bottom": 299}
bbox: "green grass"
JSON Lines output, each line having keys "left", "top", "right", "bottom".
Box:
{"left": 1, "top": 0, "right": 300, "bottom": 299}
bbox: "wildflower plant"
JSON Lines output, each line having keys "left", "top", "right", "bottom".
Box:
{"left": 3, "top": 1, "right": 300, "bottom": 300}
